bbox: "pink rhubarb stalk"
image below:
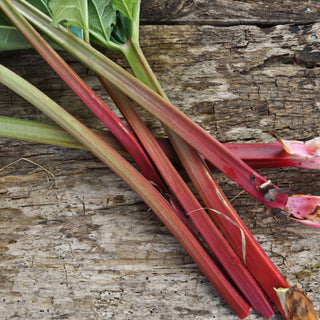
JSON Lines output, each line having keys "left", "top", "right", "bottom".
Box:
{"left": 226, "top": 138, "right": 320, "bottom": 170}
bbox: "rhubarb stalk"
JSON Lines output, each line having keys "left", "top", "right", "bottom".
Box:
{"left": 108, "top": 12, "right": 289, "bottom": 315}
{"left": 0, "top": 3, "right": 274, "bottom": 315}
{"left": 12, "top": 0, "right": 320, "bottom": 227}
{"left": 1, "top": 116, "right": 320, "bottom": 171}
{"left": 0, "top": 64, "right": 251, "bottom": 319}
{"left": 100, "top": 80, "right": 274, "bottom": 317}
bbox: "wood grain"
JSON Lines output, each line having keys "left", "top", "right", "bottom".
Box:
{"left": 0, "top": 1, "right": 319, "bottom": 319}
{"left": 140, "top": 0, "right": 320, "bottom": 26}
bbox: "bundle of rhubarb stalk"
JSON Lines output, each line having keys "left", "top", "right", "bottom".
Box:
{"left": 0, "top": 1, "right": 319, "bottom": 319}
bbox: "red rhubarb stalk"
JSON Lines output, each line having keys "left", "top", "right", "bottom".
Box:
{"left": 100, "top": 80, "right": 274, "bottom": 317}
{"left": 171, "top": 139, "right": 290, "bottom": 314}
{"left": 226, "top": 139, "right": 320, "bottom": 170}
{"left": 0, "top": 63, "right": 251, "bottom": 319}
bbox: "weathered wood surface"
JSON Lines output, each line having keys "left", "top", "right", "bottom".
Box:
{"left": 0, "top": 1, "right": 319, "bottom": 319}
{"left": 141, "top": 0, "right": 320, "bottom": 25}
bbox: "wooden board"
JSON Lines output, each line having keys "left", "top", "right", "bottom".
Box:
{"left": 0, "top": 1, "right": 319, "bottom": 319}
{"left": 140, "top": 0, "right": 320, "bottom": 25}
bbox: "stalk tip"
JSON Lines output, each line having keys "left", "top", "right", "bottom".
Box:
{"left": 274, "top": 286, "right": 319, "bottom": 320}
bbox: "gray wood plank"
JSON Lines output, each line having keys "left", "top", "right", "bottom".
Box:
{"left": 141, "top": 0, "right": 320, "bottom": 26}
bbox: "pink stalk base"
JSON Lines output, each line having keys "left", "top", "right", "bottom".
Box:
{"left": 227, "top": 138, "right": 320, "bottom": 170}
{"left": 286, "top": 196, "right": 320, "bottom": 229}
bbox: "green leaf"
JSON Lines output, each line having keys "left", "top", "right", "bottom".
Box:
{"left": 0, "top": 2, "right": 80, "bottom": 51}
{"left": 110, "top": 0, "right": 141, "bottom": 45}
{"left": 0, "top": 2, "right": 52, "bottom": 51}
{"left": 49, "top": 0, "right": 89, "bottom": 40}
{"left": 40, "top": 0, "right": 51, "bottom": 15}
{"left": 111, "top": 0, "right": 139, "bottom": 20}
{"left": 110, "top": 12, "right": 130, "bottom": 45}
{"left": 0, "top": 9, "right": 32, "bottom": 50}
{"left": 0, "top": 26, "right": 33, "bottom": 50}
{"left": 43, "top": 0, "right": 140, "bottom": 48}
{"left": 0, "top": 9, "right": 12, "bottom": 25}
{"left": 25, "top": 0, "right": 51, "bottom": 16}
{"left": 88, "top": 0, "right": 116, "bottom": 47}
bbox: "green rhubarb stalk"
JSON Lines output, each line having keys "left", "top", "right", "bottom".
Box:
{"left": 0, "top": 116, "right": 127, "bottom": 153}
{"left": 3, "top": 117, "right": 320, "bottom": 171}
{"left": 0, "top": 64, "right": 251, "bottom": 319}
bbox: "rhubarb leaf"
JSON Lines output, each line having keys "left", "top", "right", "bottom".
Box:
{"left": 0, "top": 10, "right": 31, "bottom": 50}
{"left": 87, "top": 0, "right": 116, "bottom": 47}
{"left": 88, "top": 0, "right": 141, "bottom": 48}
{"left": 49, "top": 0, "right": 89, "bottom": 40}
{"left": 111, "top": 0, "right": 139, "bottom": 20}
{"left": 111, "top": 0, "right": 141, "bottom": 43}
{"left": 0, "top": 8, "right": 59, "bottom": 51}
{"left": 25, "top": 0, "right": 51, "bottom": 16}
{"left": 0, "top": 26, "right": 32, "bottom": 50}
{"left": 39, "top": 0, "right": 139, "bottom": 49}
{"left": 88, "top": 0, "right": 138, "bottom": 49}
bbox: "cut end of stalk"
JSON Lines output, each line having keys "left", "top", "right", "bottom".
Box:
{"left": 257, "top": 180, "right": 289, "bottom": 204}
{"left": 305, "top": 138, "right": 320, "bottom": 155}
{"left": 285, "top": 195, "right": 320, "bottom": 229}
{"left": 260, "top": 180, "right": 320, "bottom": 228}
{"left": 280, "top": 137, "right": 320, "bottom": 157}
{"left": 274, "top": 134, "right": 320, "bottom": 169}
{"left": 274, "top": 286, "right": 319, "bottom": 320}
